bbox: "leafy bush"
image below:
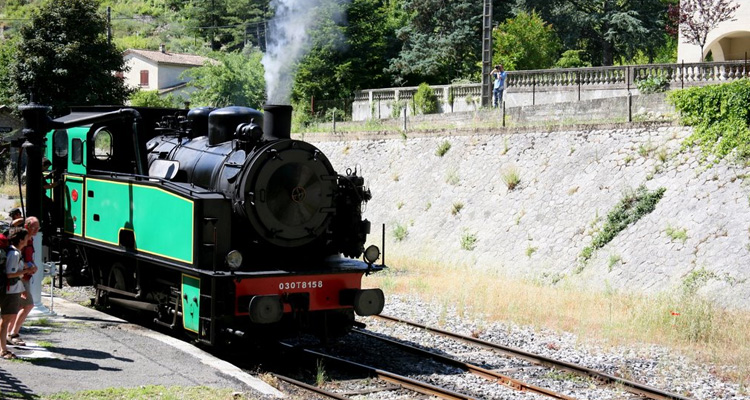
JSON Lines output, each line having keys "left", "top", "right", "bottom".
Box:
{"left": 580, "top": 185, "right": 666, "bottom": 262}
{"left": 414, "top": 83, "right": 438, "bottom": 114}
{"left": 668, "top": 79, "right": 750, "bottom": 161}
{"left": 636, "top": 76, "right": 670, "bottom": 94}
{"left": 492, "top": 10, "right": 561, "bottom": 71}
{"left": 129, "top": 90, "right": 183, "bottom": 108}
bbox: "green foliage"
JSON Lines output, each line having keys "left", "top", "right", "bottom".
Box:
{"left": 460, "top": 231, "right": 478, "bottom": 251}
{"left": 665, "top": 225, "right": 688, "bottom": 242}
{"left": 517, "top": 0, "right": 670, "bottom": 66}
{"left": 668, "top": 79, "right": 750, "bottom": 161}
{"left": 183, "top": 48, "right": 265, "bottom": 108}
{"left": 386, "top": 0, "right": 482, "bottom": 85}
{"left": 445, "top": 168, "right": 459, "bottom": 185}
{"left": 525, "top": 245, "right": 537, "bottom": 257}
{"left": 0, "top": 39, "right": 19, "bottom": 108}
{"left": 555, "top": 50, "right": 592, "bottom": 69}
{"left": 11, "top": 0, "right": 132, "bottom": 116}
{"left": 435, "top": 140, "right": 452, "bottom": 157}
{"left": 501, "top": 166, "right": 521, "bottom": 190}
{"left": 393, "top": 223, "right": 408, "bottom": 241}
{"left": 391, "top": 100, "right": 406, "bottom": 119}
{"left": 636, "top": 76, "right": 670, "bottom": 94}
{"left": 315, "top": 359, "right": 327, "bottom": 386}
{"left": 129, "top": 90, "right": 183, "bottom": 108}
{"left": 292, "top": 0, "right": 399, "bottom": 103}
{"left": 447, "top": 86, "right": 455, "bottom": 110}
{"left": 42, "top": 385, "right": 255, "bottom": 400}
{"left": 178, "top": 0, "right": 266, "bottom": 51}
{"left": 414, "top": 83, "right": 438, "bottom": 114}
{"left": 493, "top": 10, "right": 561, "bottom": 71}
{"left": 607, "top": 253, "right": 622, "bottom": 271}
{"left": 580, "top": 185, "right": 666, "bottom": 261}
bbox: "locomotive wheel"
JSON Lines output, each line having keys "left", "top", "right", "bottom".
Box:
{"left": 107, "top": 262, "right": 135, "bottom": 294}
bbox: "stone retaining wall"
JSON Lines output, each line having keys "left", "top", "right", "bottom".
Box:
{"left": 307, "top": 124, "right": 750, "bottom": 309}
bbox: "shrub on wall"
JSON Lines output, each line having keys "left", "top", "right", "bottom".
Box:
{"left": 414, "top": 83, "right": 439, "bottom": 115}
{"left": 391, "top": 99, "right": 406, "bottom": 119}
{"left": 668, "top": 79, "right": 750, "bottom": 161}
{"left": 636, "top": 76, "right": 670, "bottom": 94}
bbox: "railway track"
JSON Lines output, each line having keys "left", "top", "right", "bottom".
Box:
{"left": 352, "top": 328, "right": 575, "bottom": 399}
{"left": 372, "top": 314, "right": 694, "bottom": 400}
{"left": 279, "top": 341, "right": 480, "bottom": 399}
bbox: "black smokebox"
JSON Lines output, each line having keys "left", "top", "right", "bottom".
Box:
{"left": 263, "top": 104, "right": 292, "bottom": 141}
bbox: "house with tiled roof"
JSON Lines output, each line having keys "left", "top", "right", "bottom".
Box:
{"left": 122, "top": 45, "right": 214, "bottom": 100}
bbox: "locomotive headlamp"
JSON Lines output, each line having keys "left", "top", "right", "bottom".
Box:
{"left": 364, "top": 245, "right": 380, "bottom": 264}
{"left": 226, "top": 250, "right": 243, "bottom": 270}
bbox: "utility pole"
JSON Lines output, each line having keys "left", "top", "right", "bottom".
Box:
{"left": 481, "top": 0, "right": 493, "bottom": 107}
{"left": 107, "top": 6, "right": 112, "bottom": 44}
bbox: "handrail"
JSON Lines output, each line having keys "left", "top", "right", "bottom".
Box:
{"left": 353, "top": 60, "right": 750, "bottom": 97}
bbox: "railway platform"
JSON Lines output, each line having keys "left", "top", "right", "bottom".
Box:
{"left": 0, "top": 293, "right": 283, "bottom": 399}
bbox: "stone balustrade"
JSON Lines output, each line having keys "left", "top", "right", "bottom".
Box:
{"left": 351, "top": 60, "right": 750, "bottom": 121}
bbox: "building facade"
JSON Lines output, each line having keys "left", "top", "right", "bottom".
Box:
{"left": 678, "top": 0, "right": 750, "bottom": 62}
{"left": 122, "top": 45, "right": 213, "bottom": 100}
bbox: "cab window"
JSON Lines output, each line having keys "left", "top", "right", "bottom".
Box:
{"left": 71, "top": 139, "right": 83, "bottom": 165}
{"left": 53, "top": 130, "right": 68, "bottom": 158}
{"left": 92, "top": 128, "right": 113, "bottom": 161}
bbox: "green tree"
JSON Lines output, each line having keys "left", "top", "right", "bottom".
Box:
{"left": 292, "top": 0, "right": 399, "bottom": 104}
{"left": 492, "top": 10, "right": 561, "bottom": 71}
{"left": 184, "top": 48, "right": 266, "bottom": 108}
{"left": 386, "top": 0, "right": 482, "bottom": 85}
{"left": 513, "top": 0, "right": 669, "bottom": 66}
{"left": 0, "top": 39, "right": 19, "bottom": 108}
{"left": 11, "top": 0, "right": 132, "bottom": 116}
{"left": 179, "top": 0, "right": 268, "bottom": 51}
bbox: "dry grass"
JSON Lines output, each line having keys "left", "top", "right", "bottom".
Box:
{"left": 0, "top": 165, "right": 24, "bottom": 198}
{"left": 363, "top": 254, "right": 750, "bottom": 389}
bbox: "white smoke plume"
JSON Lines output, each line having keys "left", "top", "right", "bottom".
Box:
{"left": 262, "top": 0, "right": 348, "bottom": 105}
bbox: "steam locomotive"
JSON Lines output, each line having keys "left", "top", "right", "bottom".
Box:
{"left": 25, "top": 104, "right": 385, "bottom": 344}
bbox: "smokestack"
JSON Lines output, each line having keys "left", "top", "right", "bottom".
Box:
{"left": 160, "top": 43, "right": 166, "bottom": 53}
{"left": 263, "top": 104, "right": 292, "bottom": 141}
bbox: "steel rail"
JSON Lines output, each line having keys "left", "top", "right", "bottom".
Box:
{"left": 354, "top": 328, "right": 576, "bottom": 400}
{"left": 279, "top": 342, "right": 480, "bottom": 400}
{"left": 373, "top": 314, "right": 694, "bottom": 400}
{"left": 272, "top": 373, "right": 352, "bottom": 400}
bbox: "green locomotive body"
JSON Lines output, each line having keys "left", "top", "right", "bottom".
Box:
{"left": 30, "top": 105, "right": 384, "bottom": 344}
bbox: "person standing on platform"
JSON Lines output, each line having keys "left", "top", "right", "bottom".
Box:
{"left": 7, "top": 217, "right": 39, "bottom": 346}
{"left": 2, "top": 228, "right": 31, "bottom": 359}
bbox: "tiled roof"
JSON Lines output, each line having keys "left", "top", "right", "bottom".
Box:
{"left": 123, "top": 49, "right": 212, "bottom": 67}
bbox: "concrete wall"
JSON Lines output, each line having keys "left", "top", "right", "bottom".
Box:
{"left": 307, "top": 124, "right": 750, "bottom": 309}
